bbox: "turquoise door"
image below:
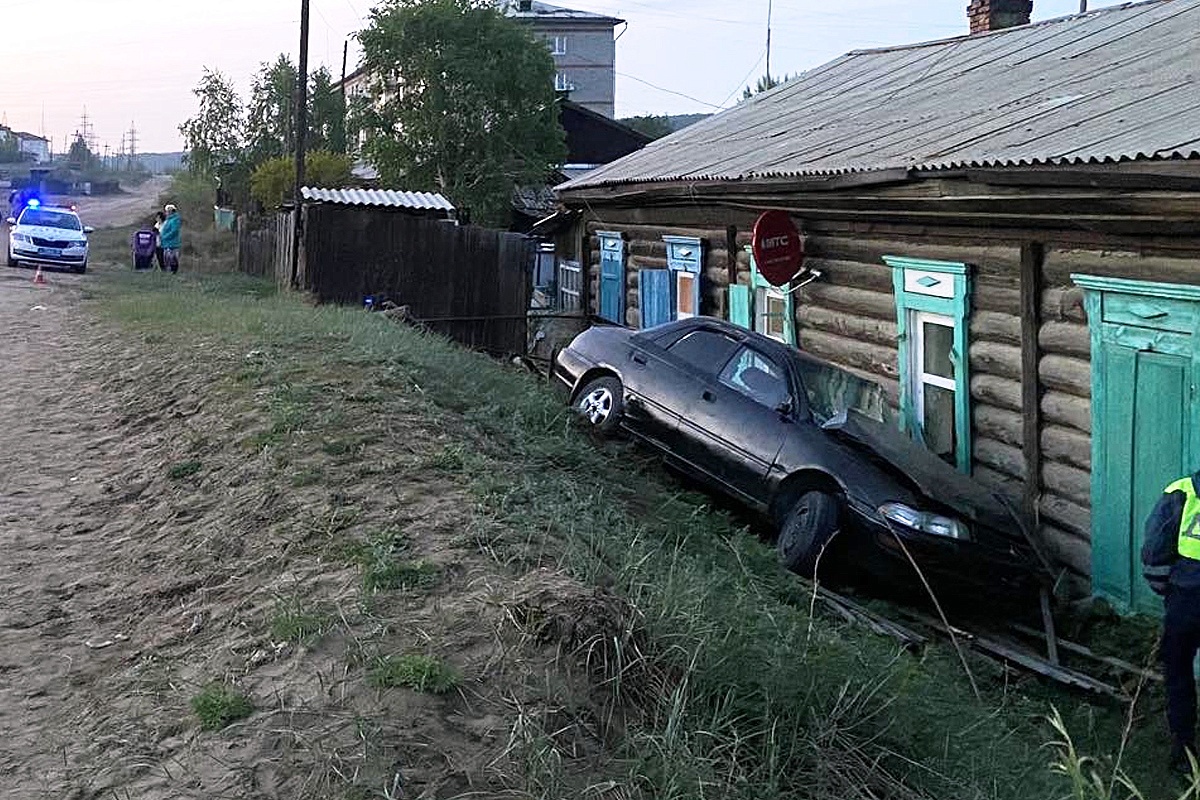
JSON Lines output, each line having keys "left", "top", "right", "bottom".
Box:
{"left": 598, "top": 232, "right": 625, "bottom": 324}
{"left": 1080, "top": 276, "right": 1200, "bottom": 614}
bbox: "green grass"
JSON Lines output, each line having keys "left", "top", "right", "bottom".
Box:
{"left": 167, "top": 460, "right": 203, "bottom": 480}
{"left": 191, "top": 682, "right": 254, "bottom": 730}
{"left": 369, "top": 654, "right": 460, "bottom": 694}
{"left": 88, "top": 266, "right": 1177, "bottom": 799}
{"left": 270, "top": 598, "right": 333, "bottom": 644}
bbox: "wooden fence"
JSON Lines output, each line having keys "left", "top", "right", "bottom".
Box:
{"left": 236, "top": 211, "right": 296, "bottom": 286}
{"left": 300, "top": 204, "right": 534, "bottom": 355}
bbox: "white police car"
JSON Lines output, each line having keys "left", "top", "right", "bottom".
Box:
{"left": 6, "top": 200, "right": 92, "bottom": 273}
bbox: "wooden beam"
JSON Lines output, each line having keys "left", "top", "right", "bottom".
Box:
{"left": 1021, "top": 242, "right": 1045, "bottom": 521}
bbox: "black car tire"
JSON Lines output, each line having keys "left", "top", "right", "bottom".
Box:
{"left": 5, "top": 251, "right": 14, "bottom": 267}
{"left": 75, "top": 262, "right": 87, "bottom": 274}
{"left": 574, "top": 376, "right": 624, "bottom": 436}
{"left": 777, "top": 490, "right": 840, "bottom": 576}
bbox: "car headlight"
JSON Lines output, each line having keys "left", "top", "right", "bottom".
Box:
{"left": 878, "top": 502, "right": 970, "bottom": 541}
{"left": 11, "top": 233, "right": 31, "bottom": 243}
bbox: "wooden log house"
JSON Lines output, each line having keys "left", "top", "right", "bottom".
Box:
{"left": 553, "top": 0, "right": 1200, "bottom": 611}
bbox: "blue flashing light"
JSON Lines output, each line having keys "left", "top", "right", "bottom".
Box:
{"left": 26, "top": 198, "right": 40, "bottom": 209}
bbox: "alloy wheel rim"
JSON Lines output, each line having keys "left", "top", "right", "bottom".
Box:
{"left": 580, "top": 387, "right": 613, "bottom": 425}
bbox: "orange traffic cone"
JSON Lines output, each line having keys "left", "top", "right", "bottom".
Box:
{"left": 32, "top": 266, "right": 46, "bottom": 286}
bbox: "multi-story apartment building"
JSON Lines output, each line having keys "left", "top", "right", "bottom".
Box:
{"left": 503, "top": 0, "right": 624, "bottom": 119}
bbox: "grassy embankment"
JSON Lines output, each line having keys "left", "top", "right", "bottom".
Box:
{"left": 81, "top": 229, "right": 1190, "bottom": 799}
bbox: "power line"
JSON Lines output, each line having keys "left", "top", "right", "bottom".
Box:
{"left": 615, "top": 72, "right": 723, "bottom": 109}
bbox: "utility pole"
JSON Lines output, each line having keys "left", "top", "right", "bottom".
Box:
{"left": 1079, "top": 0, "right": 1088, "bottom": 11}
{"left": 765, "top": 0, "right": 773, "bottom": 85}
{"left": 292, "top": 0, "right": 311, "bottom": 286}
{"left": 127, "top": 122, "right": 138, "bottom": 170}
{"left": 341, "top": 39, "right": 349, "bottom": 155}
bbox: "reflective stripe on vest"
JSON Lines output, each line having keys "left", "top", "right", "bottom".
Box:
{"left": 1168, "top": 477, "right": 1200, "bottom": 561}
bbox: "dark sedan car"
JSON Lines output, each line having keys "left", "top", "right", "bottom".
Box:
{"left": 555, "top": 318, "right": 1050, "bottom": 605}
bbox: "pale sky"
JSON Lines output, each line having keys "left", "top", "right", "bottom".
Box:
{"left": 0, "top": 0, "right": 1127, "bottom": 154}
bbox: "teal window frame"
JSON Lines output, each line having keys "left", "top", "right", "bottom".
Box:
{"left": 883, "top": 255, "right": 972, "bottom": 474}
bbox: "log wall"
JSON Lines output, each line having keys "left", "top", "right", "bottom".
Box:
{"left": 572, "top": 205, "right": 1200, "bottom": 589}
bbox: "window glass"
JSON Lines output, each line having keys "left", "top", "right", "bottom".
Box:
{"left": 719, "top": 347, "right": 789, "bottom": 409}
{"left": 18, "top": 209, "right": 81, "bottom": 230}
{"left": 677, "top": 272, "right": 696, "bottom": 318}
{"left": 756, "top": 287, "right": 788, "bottom": 342}
{"left": 922, "top": 320, "right": 954, "bottom": 380}
{"left": 923, "top": 384, "right": 956, "bottom": 459}
{"left": 911, "top": 311, "right": 958, "bottom": 466}
{"left": 668, "top": 330, "right": 738, "bottom": 374}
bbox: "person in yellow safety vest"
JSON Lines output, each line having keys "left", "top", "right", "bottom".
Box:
{"left": 1143, "top": 472, "right": 1200, "bottom": 773}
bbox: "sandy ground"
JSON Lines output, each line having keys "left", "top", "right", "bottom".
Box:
{"left": 0, "top": 257, "right": 626, "bottom": 797}
{"left": 56, "top": 175, "right": 174, "bottom": 229}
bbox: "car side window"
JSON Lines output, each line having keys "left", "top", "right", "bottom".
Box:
{"left": 719, "top": 347, "right": 790, "bottom": 409}
{"left": 666, "top": 330, "right": 739, "bottom": 375}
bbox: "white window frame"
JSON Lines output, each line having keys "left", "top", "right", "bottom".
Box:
{"left": 550, "top": 35, "right": 567, "bottom": 55}
{"left": 555, "top": 72, "right": 574, "bottom": 92}
{"left": 909, "top": 310, "right": 957, "bottom": 451}
{"left": 755, "top": 284, "right": 789, "bottom": 343}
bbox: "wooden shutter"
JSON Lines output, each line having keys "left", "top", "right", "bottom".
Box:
{"left": 598, "top": 232, "right": 625, "bottom": 324}
{"left": 729, "top": 284, "right": 751, "bottom": 329}
{"left": 639, "top": 269, "right": 672, "bottom": 328}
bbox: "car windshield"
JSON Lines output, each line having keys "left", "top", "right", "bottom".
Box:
{"left": 792, "top": 355, "right": 892, "bottom": 424}
{"left": 19, "top": 209, "right": 82, "bottom": 231}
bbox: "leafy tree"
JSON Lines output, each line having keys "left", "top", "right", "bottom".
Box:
{"left": 619, "top": 115, "right": 674, "bottom": 141}
{"left": 308, "top": 67, "right": 347, "bottom": 154}
{"left": 0, "top": 135, "right": 22, "bottom": 164}
{"left": 741, "top": 73, "right": 797, "bottom": 101}
{"left": 358, "top": 0, "right": 567, "bottom": 226}
{"left": 67, "top": 134, "right": 95, "bottom": 169}
{"left": 249, "top": 151, "right": 354, "bottom": 208}
{"left": 179, "top": 68, "right": 244, "bottom": 176}
{"left": 246, "top": 55, "right": 297, "bottom": 164}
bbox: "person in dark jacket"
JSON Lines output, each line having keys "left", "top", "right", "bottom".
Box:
{"left": 1143, "top": 469, "right": 1200, "bottom": 772}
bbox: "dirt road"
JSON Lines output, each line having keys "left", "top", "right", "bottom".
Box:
{"left": 56, "top": 174, "right": 173, "bottom": 228}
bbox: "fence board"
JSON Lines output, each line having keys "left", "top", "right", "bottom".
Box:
{"left": 301, "top": 205, "right": 533, "bottom": 355}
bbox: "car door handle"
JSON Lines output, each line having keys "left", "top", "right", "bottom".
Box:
{"left": 702, "top": 390, "right": 714, "bottom": 402}
{"left": 632, "top": 353, "right": 647, "bottom": 365}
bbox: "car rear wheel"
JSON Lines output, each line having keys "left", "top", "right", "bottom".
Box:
{"left": 574, "top": 376, "right": 623, "bottom": 436}
{"left": 777, "top": 490, "right": 840, "bottom": 576}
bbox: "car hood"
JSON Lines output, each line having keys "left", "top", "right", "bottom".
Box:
{"left": 13, "top": 225, "right": 87, "bottom": 242}
{"left": 822, "top": 409, "right": 1027, "bottom": 540}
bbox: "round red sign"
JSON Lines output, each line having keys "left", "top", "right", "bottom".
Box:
{"left": 751, "top": 210, "right": 804, "bottom": 287}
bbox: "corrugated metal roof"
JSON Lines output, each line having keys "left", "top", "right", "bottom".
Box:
{"left": 560, "top": 0, "right": 1200, "bottom": 192}
{"left": 300, "top": 187, "right": 455, "bottom": 211}
{"left": 503, "top": 1, "right": 622, "bottom": 24}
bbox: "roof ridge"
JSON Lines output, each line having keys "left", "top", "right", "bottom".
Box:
{"left": 844, "top": 0, "right": 1180, "bottom": 56}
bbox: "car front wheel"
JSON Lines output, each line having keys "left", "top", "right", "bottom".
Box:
{"left": 574, "top": 376, "right": 624, "bottom": 435}
{"left": 777, "top": 490, "right": 840, "bottom": 576}
{"left": 5, "top": 251, "right": 14, "bottom": 267}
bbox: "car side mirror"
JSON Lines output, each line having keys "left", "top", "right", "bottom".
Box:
{"left": 775, "top": 398, "right": 794, "bottom": 417}
{"left": 83, "top": 226, "right": 94, "bottom": 234}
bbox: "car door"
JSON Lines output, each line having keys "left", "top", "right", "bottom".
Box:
{"left": 677, "top": 345, "right": 794, "bottom": 507}
{"left": 622, "top": 328, "right": 740, "bottom": 456}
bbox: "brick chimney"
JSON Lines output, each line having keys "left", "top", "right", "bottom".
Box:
{"left": 967, "top": 0, "right": 1032, "bottom": 34}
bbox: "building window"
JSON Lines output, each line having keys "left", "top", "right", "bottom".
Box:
{"left": 883, "top": 255, "right": 972, "bottom": 473}
{"left": 549, "top": 35, "right": 567, "bottom": 55}
{"left": 555, "top": 72, "right": 574, "bottom": 92}
{"left": 558, "top": 259, "right": 582, "bottom": 311}
{"left": 664, "top": 235, "right": 703, "bottom": 322}
{"left": 729, "top": 247, "right": 795, "bottom": 345}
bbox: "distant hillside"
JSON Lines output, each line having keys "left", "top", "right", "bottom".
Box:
{"left": 133, "top": 152, "right": 185, "bottom": 174}
{"left": 618, "top": 113, "right": 712, "bottom": 141}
